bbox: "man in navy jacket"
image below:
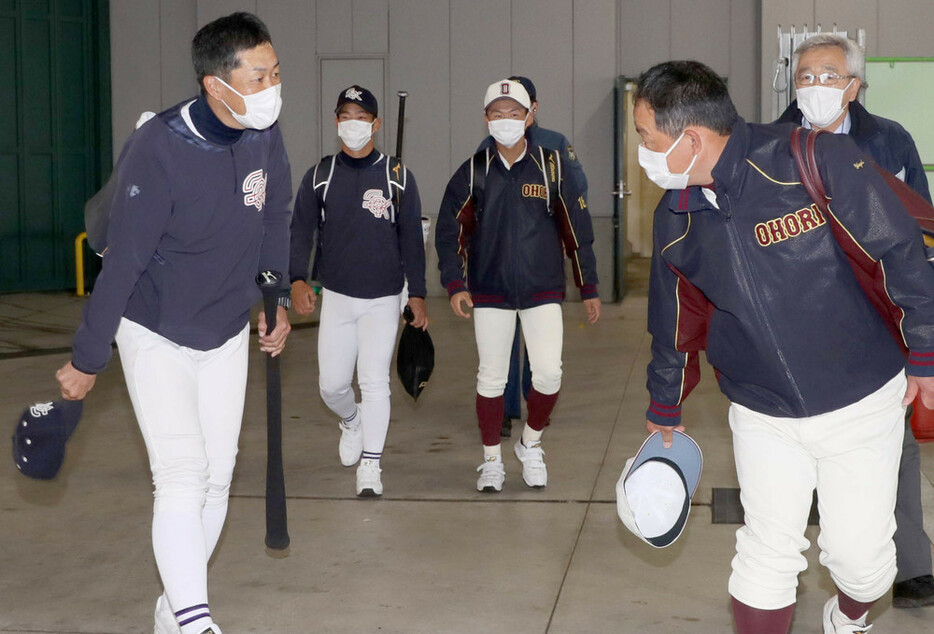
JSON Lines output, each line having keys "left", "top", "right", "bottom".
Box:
{"left": 636, "top": 60, "right": 934, "bottom": 634}
{"left": 776, "top": 33, "right": 934, "bottom": 611}
{"left": 56, "top": 13, "right": 291, "bottom": 634}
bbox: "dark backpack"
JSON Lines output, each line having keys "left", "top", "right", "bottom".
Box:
{"left": 469, "top": 146, "right": 560, "bottom": 220}
{"left": 313, "top": 154, "right": 405, "bottom": 221}
{"left": 463, "top": 146, "right": 587, "bottom": 288}
{"left": 309, "top": 154, "right": 406, "bottom": 279}
{"left": 84, "top": 112, "right": 157, "bottom": 256}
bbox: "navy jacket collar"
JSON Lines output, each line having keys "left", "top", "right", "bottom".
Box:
{"left": 776, "top": 99, "right": 880, "bottom": 145}
{"left": 666, "top": 117, "right": 748, "bottom": 213}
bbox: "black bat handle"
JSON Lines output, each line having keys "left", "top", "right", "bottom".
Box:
{"left": 257, "top": 270, "right": 280, "bottom": 333}
{"left": 395, "top": 91, "right": 408, "bottom": 158}
{"left": 256, "top": 270, "right": 289, "bottom": 550}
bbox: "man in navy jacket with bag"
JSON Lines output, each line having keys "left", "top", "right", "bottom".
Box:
{"left": 636, "top": 60, "right": 934, "bottom": 634}
{"left": 776, "top": 33, "right": 934, "bottom": 611}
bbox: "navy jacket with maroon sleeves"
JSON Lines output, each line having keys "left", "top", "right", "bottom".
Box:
{"left": 435, "top": 142, "right": 598, "bottom": 309}
{"left": 646, "top": 118, "right": 934, "bottom": 427}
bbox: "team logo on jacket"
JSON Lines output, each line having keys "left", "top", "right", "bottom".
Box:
{"left": 522, "top": 184, "right": 547, "bottom": 200}
{"left": 362, "top": 189, "right": 392, "bottom": 220}
{"left": 243, "top": 169, "right": 268, "bottom": 211}
{"left": 754, "top": 204, "right": 826, "bottom": 247}
{"left": 29, "top": 402, "right": 54, "bottom": 417}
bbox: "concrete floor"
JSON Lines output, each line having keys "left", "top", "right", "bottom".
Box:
{"left": 1, "top": 262, "right": 933, "bottom": 633}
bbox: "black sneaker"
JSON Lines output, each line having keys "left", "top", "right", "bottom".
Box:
{"left": 893, "top": 574, "right": 934, "bottom": 609}
{"left": 501, "top": 415, "right": 512, "bottom": 437}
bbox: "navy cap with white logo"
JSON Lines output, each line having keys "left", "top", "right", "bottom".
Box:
{"left": 12, "top": 400, "right": 83, "bottom": 480}
{"left": 335, "top": 85, "right": 378, "bottom": 117}
{"left": 616, "top": 430, "right": 703, "bottom": 548}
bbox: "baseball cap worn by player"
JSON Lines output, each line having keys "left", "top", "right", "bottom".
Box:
{"left": 508, "top": 76, "right": 537, "bottom": 103}
{"left": 483, "top": 78, "right": 532, "bottom": 111}
{"left": 12, "top": 400, "right": 83, "bottom": 480}
{"left": 335, "top": 85, "right": 378, "bottom": 117}
{"left": 616, "top": 430, "right": 703, "bottom": 548}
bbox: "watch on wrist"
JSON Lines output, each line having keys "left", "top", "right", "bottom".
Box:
{"left": 277, "top": 294, "right": 292, "bottom": 310}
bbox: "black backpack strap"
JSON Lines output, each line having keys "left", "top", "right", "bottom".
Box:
{"left": 310, "top": 155, "right": 335, "bottom": 281}
{"left": 539, "top": 146, "right": 561, "bottom": 216}
{"left": 313, "top": 154, "right": 336, "bottom": 222}
{"left": 470, "top": 149, "right": 488, "bottom": 221}
{"left": 386, "top": 155, "right": 406, "bottom": 224}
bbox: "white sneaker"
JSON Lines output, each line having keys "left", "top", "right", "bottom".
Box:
{"left": 476, "top": 455, "right": 505, "bottom": 492}
{"left": 822, "top": 596, "right": 873, "bottom": 633}
{"left": 338, "top": 407, "right": 363, "bottom": 466}
{"left": 514, "top": 439, "right": 547, "bottom": 488}
{"left": 356, "top": 459, "right": 383, "bottom": 497}
{"left": 153, "top": 594, "right": 180, "bottom": 634}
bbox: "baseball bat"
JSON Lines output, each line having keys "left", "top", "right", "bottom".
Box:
{"left": 395, "top": 90, "right": 408, "bottom": 158}
{"left": 257, "top": 270, "right": 289, "bottom": 550}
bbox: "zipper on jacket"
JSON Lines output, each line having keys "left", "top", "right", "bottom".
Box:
{"left": 721, "top": 193, "right": 808, "bottom": 412}
{"left": 513, "top": 166, "right": 524, "bottom": 307}
{"left": 229, "top": 146, "right": 238, "bottom": 194}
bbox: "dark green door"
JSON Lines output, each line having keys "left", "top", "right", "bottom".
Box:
{"left": 0, "top": 0, "right": 109, "bottom": 292}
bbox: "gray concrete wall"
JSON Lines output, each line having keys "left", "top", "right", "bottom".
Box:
{"left": 109, "top": 0, "right": 934, "bottom": 297}
{"left": 759, "top": 0, "right": 934, "bottom": 121}
{"left": 109, "top": 0, "right": 764, "bottom": 298}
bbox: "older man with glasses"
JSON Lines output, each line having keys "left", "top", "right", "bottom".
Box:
{"left": 777, "top": 33, "right": 934, "bottom": 611}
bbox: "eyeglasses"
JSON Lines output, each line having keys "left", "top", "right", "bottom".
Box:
{"left": 794, "top": 72, "right": 854, "bottom": 87}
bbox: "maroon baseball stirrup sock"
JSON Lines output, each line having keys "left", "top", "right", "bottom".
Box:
{"left": 476, "top": 394, "right": 505, "bottom": 446}
{"left": 731, "top": 598, "right": 794, "bottom": 634}
{"left": 837, "top": 591, "right": 873, "bottom": 621}
{"left": 527, "top": 388, "right": 559, "bottom": 431}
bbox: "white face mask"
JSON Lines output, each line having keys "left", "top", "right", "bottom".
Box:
{"left": 796, "top": 79, "right": 854, "bottom": 130}
{"left": 487, "top": 114, "right": 528, "bottom": 148}
{"left": 337, "top": 119, "right": 374, "bottom": 151}
{"left": 214, "top": 77, "right": 282, "bottom": 130}
{"left": 638, "top": 132, "right": 697, "bottom": 190}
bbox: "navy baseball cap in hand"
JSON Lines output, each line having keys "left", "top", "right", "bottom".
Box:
{"left": 12, "top": 400, "right": 83, "bottom": 480}
{"left": 616, "top": 430, "right": 703, "bottom": 548}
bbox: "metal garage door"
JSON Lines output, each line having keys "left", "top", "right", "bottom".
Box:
{"left": 0, "top": 0, "right": 110, "bottom": 292}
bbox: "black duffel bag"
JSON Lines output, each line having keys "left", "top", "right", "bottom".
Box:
{"left": 397, "top": 305, "right": 434, "bottom": 401}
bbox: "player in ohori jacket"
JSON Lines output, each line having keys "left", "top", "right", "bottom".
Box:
{"left": 55, "top": 13, "right": 291, "bottom": 634}
{"left": 776, "top": 33, "right": 934, "bottom": 610}
{"left": 289, "top": 85, "right": 427, "bottom": 498}
{"left": 436, "top": 78, "right": 600, "bottom": 494}
{"left": 636, "top": 61, "right": 934, "bottom": 634}
{"left": 476, "top": 75, "right": 588, "bottom": 437}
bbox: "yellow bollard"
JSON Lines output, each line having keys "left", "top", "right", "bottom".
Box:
{"left": 75, "top": 232, "right": 87, "bottom": 296}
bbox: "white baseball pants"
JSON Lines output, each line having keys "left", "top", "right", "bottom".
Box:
{"left": 473, "top": 304, "right": 563, "bottom": 397}
{"left": 115, "top": 317, "right": 249, "bottom": 629}
{"left": 317, "top": 288, "right": 400, "bottom": 456}
{"left": 728, "top": 371, "right": 905, "bottom": 609}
